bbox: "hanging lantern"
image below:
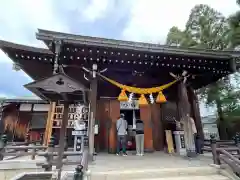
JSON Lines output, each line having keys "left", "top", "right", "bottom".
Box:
{"left": 128, "top": 93, "right": 134, "bottom": 102}
{"left": 156, "top": 91, "right": 167, "bottom": 103}
{"left": 118, "top": 89, "right": 128, "bottom": 101}
{"left": 149, "top": 94, "right": 154, "bottom": 104}
{"left": 138, "top": 94, "right": 148, "bottom": 105}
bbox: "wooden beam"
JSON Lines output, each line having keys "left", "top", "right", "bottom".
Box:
{"left": 56, "top": 101, "right": 69, "bottom": 172}
{"left": 44, "top": 102, "right": 56, "bottom": 146}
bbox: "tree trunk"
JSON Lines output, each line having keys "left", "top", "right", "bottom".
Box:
{"left": 216, "top": 100, "right": 228, "bottom": 140}
{"left": 178, "top": 82, "right": 196, "bottom": 156}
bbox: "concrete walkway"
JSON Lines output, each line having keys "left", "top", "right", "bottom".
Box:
{"left": 62, "top": 152, "right": 228, "bottom": 180}
{"left": 2, "top": 151, "right": 214, "bottom": 170}
{"left": 64, "top": 152, "right": 213, "bottom": 171}
{"left": 2, "top": 152, "right": 230, "bottom": 180}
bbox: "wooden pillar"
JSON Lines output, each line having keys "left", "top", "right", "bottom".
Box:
{"left": 88, "top": 76, "right": 98, "bottom": 161}
{"left": 56, "top": 101, "right": 69, "bottom": 172}
{"left": 96, "top": 99, "right": 110, "bottom": 151}
{"left": 140, "top": 105, "right": 153, "bottom": 152}
{"left": 151, "top": 104, "right": 164, "bottom": 151}
{"left": 188, "top": 88, "right": 204, "bottom": 140}
{"left": 108, "top": 100, "right": 120, "bottom": 153}
{"left": 44, "top": 102, "right": 56, "bottom": 146}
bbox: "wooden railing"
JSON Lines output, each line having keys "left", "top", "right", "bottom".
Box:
{"left": 0, "top": 134, "right": 91, "bottom": 180}
{"left": 203, "top": 135, "right": 240, "bottom": 176}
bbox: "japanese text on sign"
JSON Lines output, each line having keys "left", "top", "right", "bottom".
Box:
{"left": 120, "top": 101, "right": 139, "bottom": 110}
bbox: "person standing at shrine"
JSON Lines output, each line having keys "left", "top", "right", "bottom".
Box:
{"left": 181, "top": 113, "right": 197, "bottom": 156}
{"left": 116, "top": 114, "right": 128, "bottom": 156}
{"left": 189, "top": 116, "right": 201, "bottom": 154}
{"left": 135, "top": 119, "right": 144, "bottom": 156}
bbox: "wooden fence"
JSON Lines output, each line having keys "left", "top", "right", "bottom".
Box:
{"left": 203, "top": 134, "right": 240, "bottom": 176}
{"left": 0, "top": 134, "right": 90, "bottom": 180}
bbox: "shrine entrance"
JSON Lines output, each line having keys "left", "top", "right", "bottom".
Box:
{"left": 120, "top": 101, "right": 140, "bottom": 151}
{"left": 1, "top": 28, "right": 236, "bottom": 158}
{"left": 98, "top": 99, "right": 163, "bottom": 153}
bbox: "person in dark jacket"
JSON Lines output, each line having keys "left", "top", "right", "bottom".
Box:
{"left": 135, "top": 119, "right": 144, "bottom": 156}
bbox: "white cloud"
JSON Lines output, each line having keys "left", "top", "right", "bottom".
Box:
{"left": 0, "top": 0, "right": 238, "bottom": 115}
{"left": 81, "top": 0, "right": 111, "bottom": 22}
{"left": 0, "top": 0, "right": 69, "bottom": 63}
{"left": 0, "top": 0, "right": 71, "bottom": 96}
{"left": 122, "top": 0, "right": 239, "bottom": 43}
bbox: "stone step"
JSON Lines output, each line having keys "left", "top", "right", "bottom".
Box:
{"left": 134, "top": 175, "right": 229, "bottom": 180}
{"left": 90, "top": 166, "right": 222, "bottom": 180}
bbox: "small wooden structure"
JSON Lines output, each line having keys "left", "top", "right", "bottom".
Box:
{"left": 24, "top": 72, "right": 89, "bottom": 175}
{"left": 0, "top": 29, "right": 239, "bottom": 154}
{"left": 0, "top": 98, "right": 49, "bottom": 141}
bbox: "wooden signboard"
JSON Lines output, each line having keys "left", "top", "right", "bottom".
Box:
{"left": 165, "top": 130, "right": 174, "bottom": 154}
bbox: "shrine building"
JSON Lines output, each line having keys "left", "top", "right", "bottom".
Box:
{"left": 0, "top": 29, "right": 239, "bottom": 153}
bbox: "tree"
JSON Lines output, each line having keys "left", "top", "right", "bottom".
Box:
{"left": 166, "top": 4, "right": 238, "bottom": 139}
{"left": 166, "top": 27, "right": 185, "bottom": 46}
{"left": 228, "top": 0, "right": 240, "bottom": 48}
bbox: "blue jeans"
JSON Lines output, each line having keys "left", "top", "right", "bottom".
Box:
{"left": 117, "top": 135, "right": 126, "bottom": 153}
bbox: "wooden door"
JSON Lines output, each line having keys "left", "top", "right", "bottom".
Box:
{"left": 152, "top": 104, "right": 164, "bottom": 151}
{"left": 108, "top": 100, "right": 120, "bottom": 153}
{"left": 140, "top": 105, "right": 153, "bottom": 151}
{"left": 96, "top": 99, "right": 110, "bottom": 151}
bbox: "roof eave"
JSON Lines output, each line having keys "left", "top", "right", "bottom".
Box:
{"left": 0, "top": 40, "right": 53, "bottom": 54}
{"left": 2, "top": 99, "right": 48, "bottom": 104}
{"left": 36, "top": 29, "right": 237, "bottom": 59}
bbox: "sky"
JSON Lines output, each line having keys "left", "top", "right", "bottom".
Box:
{"left": 0, "top": 0, "right": 239, "bottom": 116}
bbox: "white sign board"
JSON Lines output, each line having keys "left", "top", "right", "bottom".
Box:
{"left": 33, "top": 104, "right": 50, "bottom": 111}
{"left": 72, "top": 130, "right": 85, "bottom": 136}
{"left": 120, "top": 101, "right": 139, "bottom": 110}
{"left": 94, "top": 125, "right": 98, "bottom": 135}
{"left": 20, "top": 104, "right": 32, "bottom": 111}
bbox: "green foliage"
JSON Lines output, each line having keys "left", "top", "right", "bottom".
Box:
{"left": 0, "top": 98, "right": 6, "bottom": 103}
{"left": 166, "top": 27, "right": 184, "bottom": 46}
{"left": 166, "top": 4, "right": 240, "bottom": 139}
{"left": 228, "top": 1, "right": 240, "bottom": 48}
{"left": 166, "top": 4, "right": 230, "bottom": 49}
